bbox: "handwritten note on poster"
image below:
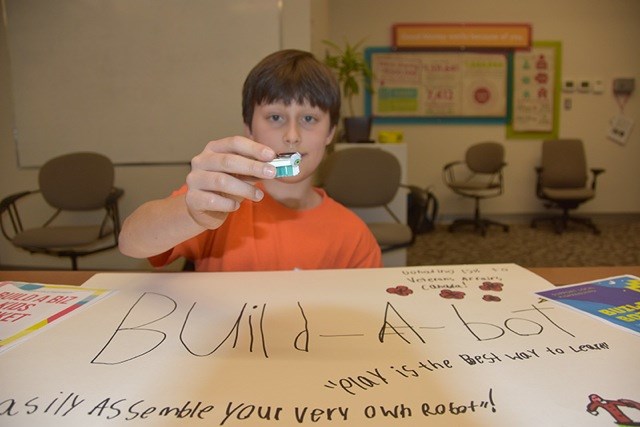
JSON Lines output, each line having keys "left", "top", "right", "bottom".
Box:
{"left": 369, "top": 50, "right": 508, "bottom": 119}
{"left": 1, "top": 264, "right": 638, "bottom": 426}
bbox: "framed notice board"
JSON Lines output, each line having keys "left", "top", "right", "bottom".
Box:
{"left": 365, "top": 47, "right": 511, "bottom": 124}
{"left": 506, "top": 41, "right": 562, "bottom": 139}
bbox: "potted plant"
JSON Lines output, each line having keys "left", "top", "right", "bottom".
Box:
{"left": 323, "top": 38, "right": 374, "bottom": 142}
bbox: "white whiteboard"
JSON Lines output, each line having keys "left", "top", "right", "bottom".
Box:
{"left": 4, "top": 0, "right": 281, "bottom": 166}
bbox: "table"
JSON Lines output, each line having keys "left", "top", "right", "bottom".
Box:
{"left": 2, "top": 266, "right": 640, "bottom": 286}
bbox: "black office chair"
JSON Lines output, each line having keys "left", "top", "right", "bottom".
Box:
{"left": 443, "top": 141, "right": 509, "bottom": 236}
{"left": 321, "top": 147, "right": 414, "bottom": 252}
{"left": 531, "top": 139, "right": 604, "bottom": 234}
{"left": 0, "top": 152, "right": 124, "bottom": 269}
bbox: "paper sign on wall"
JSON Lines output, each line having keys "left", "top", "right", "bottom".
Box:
{"left": 369, "top": 50, "right": 508, "bottom": 119}
{"left": 511, "top": 45, "right": 557, "bottom": 132}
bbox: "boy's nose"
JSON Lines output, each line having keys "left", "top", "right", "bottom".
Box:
{"left": 283, "top": 124, "right": 301, "bottom": 148}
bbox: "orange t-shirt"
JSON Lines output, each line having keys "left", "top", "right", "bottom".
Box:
{"left": 149, "top": 184, "right": 382, "bottom": 272}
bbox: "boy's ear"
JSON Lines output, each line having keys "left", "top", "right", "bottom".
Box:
{"left": 325, "top": 125, "right": 337, "bottom": 146}
{"left": 243, "top": 123, "right": 253, "bottom": 138}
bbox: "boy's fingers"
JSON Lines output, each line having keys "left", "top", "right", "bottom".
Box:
{"left": 186, "top": 189, "right": 240, "bottom": 214}
{"left": 186, "top": 170, "right": 264, "bottom": 203}
{"left": 194, "top": 137, "right": 276, "bottom": 179}
{"left": 205, "top": 136, "right": 276, "bottom": 161}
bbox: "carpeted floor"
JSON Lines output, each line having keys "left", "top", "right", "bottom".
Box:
{"left": 407, "top": 219, "right": 640, "bottom": 267}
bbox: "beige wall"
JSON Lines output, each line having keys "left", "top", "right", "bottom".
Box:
{"left": 324, "top": 0, "right": 640, "bottom": 220}
{"left": 1, "top": 0, "right": 639, "bottom": 270}
{"left": 0, "top": 0, "right": 312, "bottom": 270}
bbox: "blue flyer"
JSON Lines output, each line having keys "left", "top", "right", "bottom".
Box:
{"left": 536, "top": 275, "right": 640, "bottom": 336}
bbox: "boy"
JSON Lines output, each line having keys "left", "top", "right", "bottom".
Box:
{"left": 118, "top": 49, "right": 382, "bottom": 271}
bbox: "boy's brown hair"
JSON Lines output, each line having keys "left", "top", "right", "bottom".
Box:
{"left": 242, "top": 49, "right": 341, "bottom": 131}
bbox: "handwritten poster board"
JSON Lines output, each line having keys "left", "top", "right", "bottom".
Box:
{"left": 507, "top": 42, "right": 561, "bottom": 139}
{"left": 1, "top": 264, "right": 639, "bottom": 426}
{"left": 365, "top": 48, "right": 509, "bottom": 124}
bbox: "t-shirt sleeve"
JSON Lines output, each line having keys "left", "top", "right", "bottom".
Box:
{"left": 148, "top": 249, "right": 175, "bottom": 268}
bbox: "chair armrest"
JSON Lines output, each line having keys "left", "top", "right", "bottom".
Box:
{"left": 533, "top": 166, "right": 544, "bottom": 197}
{"left": 106, "top": 187, "right": 125, "bottom": 204}
{"left": 590, "top": 168, "right": 605, "bottom": 190}
{"left": 399, "top": 184, "right": 423, "bottom": 193}
{"left": 442, "top": 161, "right": 463, "bottom": 185}
{"left": 0, "top": 190, "right": 37, "bottom": 240}
{"left": 0, "top": 191, "right": 34, "bottom": 211}
{"left": 443, "top": 161, "right": 462, "bottom": 170}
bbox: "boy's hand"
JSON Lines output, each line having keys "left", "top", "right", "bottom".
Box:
{"left": 185, "top": 136, "right": 276, "bottom": 229}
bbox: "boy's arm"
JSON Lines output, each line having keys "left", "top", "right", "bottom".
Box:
{"left": 118, "top": 136, "right": 276, "bottom": 259}
{"left": 118, "top": 193, "right": 206, "bottom": 259}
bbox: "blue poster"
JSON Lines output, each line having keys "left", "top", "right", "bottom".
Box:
{"left": 537, "top": 275, "right": 640, "bottom": 336}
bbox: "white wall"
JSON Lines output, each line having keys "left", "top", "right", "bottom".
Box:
{"left": 1, "top": 0, "right": 639, "bottom": 270}
{"left": 0, "top": 0, "right": 313, "bottom": 270}
{"left": 324, "top": 0, "right": 640, "bottom": 220}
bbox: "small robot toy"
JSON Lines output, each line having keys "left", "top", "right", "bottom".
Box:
{"left": 269, "top": 152, "right": 301, "bottom": 178}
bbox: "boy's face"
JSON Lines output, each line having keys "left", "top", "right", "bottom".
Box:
{"left": 245, "top": 100, "right": 335, "bottom": 181}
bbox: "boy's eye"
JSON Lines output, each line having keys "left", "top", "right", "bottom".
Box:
{"left": 301, "top": 115, "right": 317, "bottom": 124}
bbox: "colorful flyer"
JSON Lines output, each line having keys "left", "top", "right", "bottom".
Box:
{"left": 0, "top": 281, "right": 113, "bottom": 353}
{"left": 536, "top": 275, "right": 640, "bottom": 336}
{"left": 370, "top": 51, "right": 507, "bottom": 118}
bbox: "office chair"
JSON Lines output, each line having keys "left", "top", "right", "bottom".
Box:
{"left": 321, "top": 147, "right": 414, "bottom": 252}
{"left": 531, "top": 139, "right": 604, "bottom": 234}
{"left": 0, "top": 152, "right": 124, "bottom": 269}
{"left": 443, "top": 141, "right": 509, "bottom": 236}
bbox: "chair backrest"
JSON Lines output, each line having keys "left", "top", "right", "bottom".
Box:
{"left": 465, "top": 142, "right": 505, "bottom": 174}
{"left": 322, "top": 147, "right": 401, "bottom": 207}
{"left": 540, "top": 139, "right": 587, "bottom": 188}
{"left": 39, "top": 152, "right": 115, "bottom": 211}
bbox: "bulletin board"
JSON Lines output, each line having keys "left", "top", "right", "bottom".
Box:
{"left": 4, "top": 0, "right": 281, "bottom": 167}
{"left": 506, "top": 41, "right": 562, "bottom": 139}
{"left": 365, "top": 47, "right": 510, "bottom": 124}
